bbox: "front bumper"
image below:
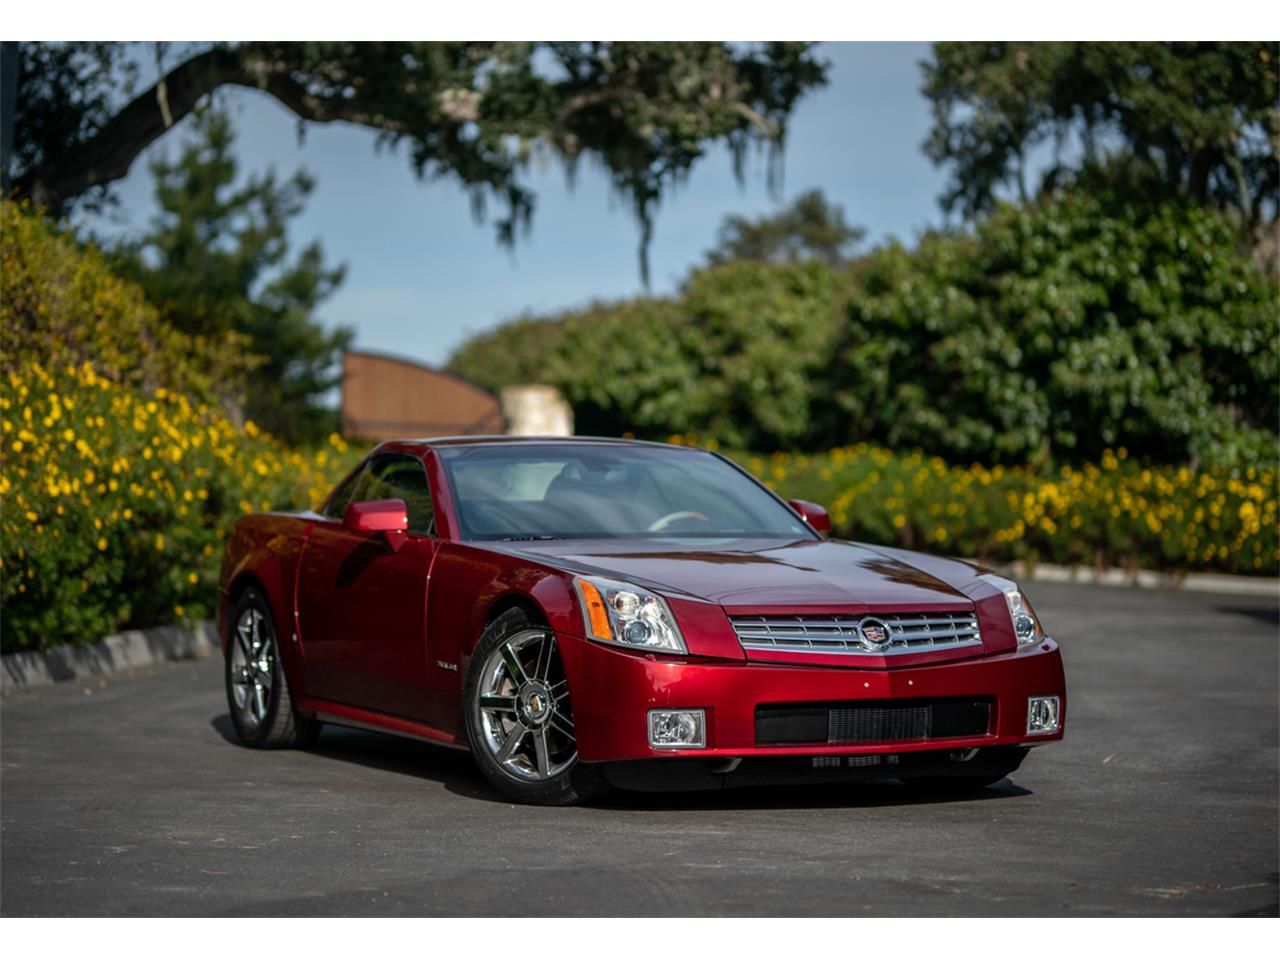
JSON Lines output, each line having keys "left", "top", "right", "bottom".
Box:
{"left": 558, "top": 634, "right": 1066, "bottom": 762}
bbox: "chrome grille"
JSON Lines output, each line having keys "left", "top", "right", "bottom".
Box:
{"left": 729, "top": 611, "right": 982, "bottom": 656}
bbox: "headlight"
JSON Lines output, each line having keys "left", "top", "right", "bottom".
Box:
{"left": 1004, "top": 587, "right": 1045, "bottom": 648}
{"left": 573, "top": 576, "right": 687, "bottom": 654}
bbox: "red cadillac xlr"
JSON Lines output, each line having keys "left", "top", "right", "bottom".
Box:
{"left": 219, "top": 437, "right": 1066, "bottom": 804}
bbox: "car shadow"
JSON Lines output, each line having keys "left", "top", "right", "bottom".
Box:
{"left": 211, "top": 713, "right": 1033, "bottom": 811}
{"left": 1214, "top": 603, "right": 1279, "bottom": 627}
{"left": 591, "top": 779, "right": 1032, "bottom": 812}
{"left": 209, "top": 713, "right": 504, "bottom": 801}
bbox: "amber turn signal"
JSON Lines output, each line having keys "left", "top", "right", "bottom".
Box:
{"left": 576, "top": 578, "right": 613, "bottom": 641}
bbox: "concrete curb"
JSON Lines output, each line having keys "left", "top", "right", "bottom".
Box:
{"left": 998, "top": 561, "right": 1279, "bottom": 598}
{"left": 2, "top": 620, "right": 218, "bottom": 696}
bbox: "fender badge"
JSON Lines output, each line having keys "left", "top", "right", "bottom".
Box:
{"left": 436, "top": 660, "right": 458, "bottom": 672}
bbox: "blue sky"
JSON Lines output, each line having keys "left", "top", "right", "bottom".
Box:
{"left": 85, "top": 42, "right": 950, "bottom": 367}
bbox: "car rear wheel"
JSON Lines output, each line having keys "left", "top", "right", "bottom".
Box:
{"left": 225, "top": 588, "right": 320, "bottom": 749}
{"left": 463, "top": 607, "right": 608, "bottom": 805}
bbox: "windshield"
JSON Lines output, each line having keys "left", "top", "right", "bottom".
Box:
{"left": 438, "top": 443, "right": 815, "bottom": 541}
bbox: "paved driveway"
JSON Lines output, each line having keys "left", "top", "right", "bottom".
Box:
{"left": 2, "top": 582, "right": 1276, "bottom": 916}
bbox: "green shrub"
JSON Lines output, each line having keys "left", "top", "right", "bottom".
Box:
{"left": 448, "top": 192, "right": 1279, "bottom": 468}
{"left": 1, "top": 200, "right": 252, "bottom": 409}
{"left": 451, "top": 259, "right": 854, "bottom": 449}
{"left": 0, "top": 202, "right": 359, "bottom": 652}
{"left": 0, "top": 360, "right": 359, "bottom": 652}
{"left": 832, "top": 193, "right": 1279, "bottom": 467}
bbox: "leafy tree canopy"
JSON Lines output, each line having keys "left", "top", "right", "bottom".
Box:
{"left": 922, "top": 42, "right": 1280, "bottom": 238}
{"left": 110, "top": 110, "right": 351, "bottom": 444}
{"left": 6, "top": 41, "right": 827, "bottom": 284}
{"left": 705, "top": 188, "right": 865, "bottom": 266}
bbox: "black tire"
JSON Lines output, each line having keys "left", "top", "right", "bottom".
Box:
{"left": 225, "top": 587, "right": 320, "bottom": 749}
{"left": 463, "top": 607, "right": 609, "bottom": 806}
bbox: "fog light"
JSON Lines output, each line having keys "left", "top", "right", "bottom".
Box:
{"left": 648, "top": 709, "right": 706, "bottom": 749}
{"left": 1027, "top": 696, "right": 1061, "bottom": 735}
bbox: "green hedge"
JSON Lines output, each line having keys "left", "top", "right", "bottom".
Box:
{"left": 0, "top": 203, "right": 360, "bottom": 652}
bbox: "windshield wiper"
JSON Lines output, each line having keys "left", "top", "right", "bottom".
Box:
{"left": 499, "top": 535, "right": 563, "bottom": 541}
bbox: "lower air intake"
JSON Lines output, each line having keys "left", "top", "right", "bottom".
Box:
{"left": 829, "top": 705, "right": 931, "bottom": 743}
{"left": 755, "top": 699, "right": 993, "bottom": 746}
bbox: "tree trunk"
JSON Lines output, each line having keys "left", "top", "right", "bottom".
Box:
{"left": 0, "top": 42, "right": 18, "bottom": 195}
{"left": 1188, "top": 149, "right": 1214, "bottom": 205}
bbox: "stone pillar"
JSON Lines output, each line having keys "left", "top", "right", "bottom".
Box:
{"left": 500, "top": 385, "right": 574, "bottom": 436}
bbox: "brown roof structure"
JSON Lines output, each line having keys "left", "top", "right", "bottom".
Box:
{"left": 340, "top": 350, "right": 505, "bottom": 441}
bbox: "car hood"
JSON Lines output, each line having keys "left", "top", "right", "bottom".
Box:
{"left": 496, "top": 536, "right": 975, "bottom": 609}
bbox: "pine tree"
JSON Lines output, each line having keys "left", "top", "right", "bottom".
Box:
{"left": 114, "top": 110, "right": 352, "bottom": 444}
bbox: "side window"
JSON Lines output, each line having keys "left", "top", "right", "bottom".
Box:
{"left": 322, "top": 463, "right": 371, "bottom": 520}
{"left": 362, "top": 454, "right": 436, "bottom": 536}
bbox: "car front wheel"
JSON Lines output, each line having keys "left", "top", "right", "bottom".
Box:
{"left": 463, "top": 607, "right": 608, "bottom": 805}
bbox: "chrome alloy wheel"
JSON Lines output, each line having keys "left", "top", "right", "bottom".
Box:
{"left": 476, "top": 628, "right": 577, "bottom": 782}
{"left": 230, "top": 607, "right": 275, "bottom": 727}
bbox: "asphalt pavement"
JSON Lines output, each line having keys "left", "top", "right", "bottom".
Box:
{"left": 2, "top": 581, "right": 1276, "bottom": 916}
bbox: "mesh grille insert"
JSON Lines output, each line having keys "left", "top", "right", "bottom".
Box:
{"left": 829, "top": 705, "right": 931, "bottom": 743}
{"left": 755, "top": 699, "right": 992, "bottom": 745}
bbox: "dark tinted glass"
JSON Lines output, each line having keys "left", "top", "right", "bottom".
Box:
{"left": 323, "top": 454, "right": 434, "bottom": 535}
{"left": 322, "top": 464, "right": 369, "bottom": 519}
{"left": 362, "top": 455, "right": 435, "bottom": 535}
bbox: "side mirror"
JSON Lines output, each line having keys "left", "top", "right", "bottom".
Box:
{"left": 787, "top": 498, "right": 832, "bottom": 535}
{"left": 343, "top": 499, "right": 408, "bottom": 534}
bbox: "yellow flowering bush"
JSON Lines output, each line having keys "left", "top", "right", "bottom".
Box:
{"left": 1, "top": 200, "right": 251, "bottom": 409}
{"left": 0, "top": 361, "right": 360, "bottom": 652}
{"left": 667, "top": 437, "right": 1279, "bottom": 577}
